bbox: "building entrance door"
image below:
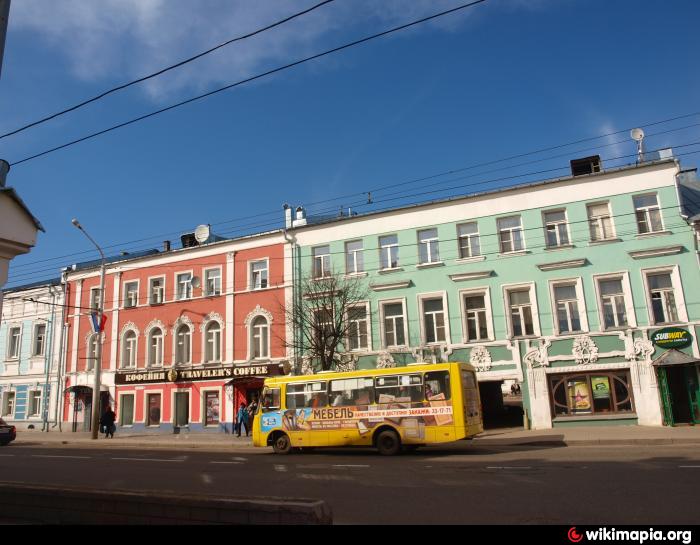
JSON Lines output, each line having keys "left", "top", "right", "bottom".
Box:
{"left": 174, "top": 392, "right": 189, "bottom": 429}
{"left": 658, "top": 365, "right": 700, "bottom": 426}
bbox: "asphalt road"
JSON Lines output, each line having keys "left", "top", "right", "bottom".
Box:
{"left": 1, "top": 442, "right": 699, "bottom": 524}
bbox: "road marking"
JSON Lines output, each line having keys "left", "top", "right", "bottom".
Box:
{"left": 201, "top": 473, "right": 212, "bottom": 484}
{"left": 297, "top": 473, "right": 354, "bottom": 481}
{"left": 210, "top": 461, "right": 242, "bottom": 465}
{"left": 679, "top": 465, "right": 700, "bottom": 468}
{"left": 274, "top": 465, "right": 288, "bottom": 472}
{"left": 110, "top": 457, "right": 183, "bottom": 463}
{"left": 232, "top": 457, "right": 247, "bottom": 462}
{"left": 332, "top": 464, "right": 370, "bottom": 468}
{"left": 31, "top": 455, "right": 91, "bottom": 459}
{"left": 0, "top": 454, "right": 15, "bottom": 457}
{"left": 486, "top": 466, "right": 533, "bottom": 470}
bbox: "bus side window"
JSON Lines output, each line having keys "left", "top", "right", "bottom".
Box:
{"left": 424, "top": 371, "right": 450, "bottom": 401}
{"left": 262, "top": 388, "right": 280, "bottom": 412}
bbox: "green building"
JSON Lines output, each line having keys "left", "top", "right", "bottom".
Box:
{"left": 285, "top": 157, "right": 700, "bottom": 429}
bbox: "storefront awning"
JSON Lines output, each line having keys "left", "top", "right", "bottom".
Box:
{"left": 652, "top": 349, "right": 700, "bottom": 367}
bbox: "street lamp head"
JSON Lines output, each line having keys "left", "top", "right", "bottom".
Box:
{"left": 71, "top": 218, "right": 82, "bottom": 229}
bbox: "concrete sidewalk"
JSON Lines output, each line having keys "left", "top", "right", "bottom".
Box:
{"left": 9, "top": 425, "right": 700, "bottom": 451}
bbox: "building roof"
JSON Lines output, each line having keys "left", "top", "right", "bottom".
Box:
{"left": 2, "top": 277, "right": 61, "bottom": 294}
{"left": 0, "top": 186, "right": 45, "bottom": 232}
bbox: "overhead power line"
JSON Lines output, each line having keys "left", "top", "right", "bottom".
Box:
{"left": 0, "top": 0, "right": 338, "bottom": 140}
{"left": 8, "top": 0, "right": 489, "bottom": 167}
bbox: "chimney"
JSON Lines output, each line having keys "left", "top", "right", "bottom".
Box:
{"left": 294, "top": 206, "right": 307, "bottom": 227}
{"left": 570, "top": 155, "right": 602, "bottom": 177}
{"left": 163, "top": 240, "right": 171, "bottom": 252}
{"left": 283, "top": 204, "right": 292, "bottom": 229}
{"left": 0, "top": 159, "right": 9, "bottom": 187}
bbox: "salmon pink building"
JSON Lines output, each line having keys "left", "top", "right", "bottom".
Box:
{"left": 62, "top": 228, "right": 290, "bottom": 433}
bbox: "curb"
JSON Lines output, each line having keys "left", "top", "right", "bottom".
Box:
{"left": 473, "top": 438, "right": 700, "bottom": 447}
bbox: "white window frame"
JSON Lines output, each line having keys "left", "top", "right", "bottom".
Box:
{"left": 543, "top": 209, "right": 571, "bottom": 248}
{"left": 587, "top": 201, "right": 616, "bottom": 242}
{"left": 2, "top": 391, "right": 15, "bottom": 417}
{"left": 175, "top": 271, "right": 193, "bottom": 301}
{"left": 503, "top": 282, "right": 541, "bottom": 339}
{"left": 497, "top": 215, "right": 526, "bottom": 254}
{"left": 249, "top": 314, "right": 270, "bottom": 360}
{"left": 346, "top": 301, "right": 372, "bottom": 352}
{"left": 32, "top": 323, "right": 46, "bottom": 357}
{"left": 148, "top": 327, "right": 164, "bottom": 367}
{"left": 174, "top": 323, "right": 193, "bottom": 365}
{"left": 379, "top": 298, "right": 409, "bottom": 349}
{"left": 148, "top": 275, "right": 166, "bottom": 305}
{"left": 121, "top": 329, "right": 138, "bottom": 369}
{"left": 117, "top": 392, "right": 136, "bottom": 427}
{"left": 458, "top": 287, "right": 494, "bottom": 343}
{"left": 345, "top": 240, "right": 364, "bottom": 275}
{"left": 171, "top": 388, "right": 192, "bottom": 426}
{"left": 312, "top": 245, "right": 331, "bottom": 279}
{"left": 548, "top": 277, "right": 589, "bottom": 336}
{"left": 201, "top": 387, "right": 223, "bottom": 427}
{"left": 248, "top": 259, "right": 270, "bottom": 291}
{"left": 203, "top": 267, "right": 222, "bottom": 297}
{"left": 379, "top": 234, "right": 400, "bottom": 270}
{"left": 641, "top": 265, "right": 688, "bottom": 325}
{"left": 417, "top": 228, "right": 441, "bottom": 265}
{"left": 456, "top": 222, "right": 481, "bottom": 259}
{"left": 593, "top": 271, "right": 637, "bottom": 331}
{"left": 633, "top": 192, "right": 665, "bottom": 235}
{"left": 203, "top": 320, "right": 222, "bottom": 363}
{"left": 144, "top": 389, "right": 164, "bottom": 427}
{"left": 123, "top": 280, "right": 139, "bottom": 309}
{"left": 86, "top": 333, "right": 99, "bottom": 371}
{"left": 28, "top": 389, "right": 42, "bottom": 418}
{"left": 89, "top": 287, "right": 102, "bottom": 311}
{"left": 6, "top": 325, "right": 21, "bottom": 359}
{"left": 417, "top": 292, "right": 450, "bottom": 345}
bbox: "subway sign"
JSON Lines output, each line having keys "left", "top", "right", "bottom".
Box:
{"left": 651, "top": 327, "right": 693, "bottom": 350}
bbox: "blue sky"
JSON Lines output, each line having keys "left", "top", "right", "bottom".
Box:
{"left": 2, "top": 0, "right": 699, "bottom": 288}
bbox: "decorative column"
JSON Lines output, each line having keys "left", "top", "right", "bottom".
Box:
{"left": 109, "top": 272, "right": 121, "bottom": 372}
{"left": 69, "top": 279, "right": 83, "bottom": 374}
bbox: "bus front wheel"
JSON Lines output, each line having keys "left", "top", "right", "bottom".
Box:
{"left": 272, "top": 433, "right": 292, "bottom": 455}
{"left": 376, "top": 430, "right": 401, "bottom": 456}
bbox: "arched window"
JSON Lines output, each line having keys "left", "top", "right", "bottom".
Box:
{"left": 175, "top": 324, "right": 191, "bottom": 365}
{"left": 205, "top": 322, "right": 221, "bottom": 363}
{"left": 87, "top": 334, "right": 99, "bottom": 371}
{"left": 148, "top": 327, "right": 164, "bottom": 367}
{"left": 122, "top": 330, "right": 137, "bottom": 368}
{"left": 252, "top": 316, "right": 269, "bottom": 359}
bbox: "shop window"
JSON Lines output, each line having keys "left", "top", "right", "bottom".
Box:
{"left": 204, "top": 391, "right": 220, "bottom": 426}
{"left": 147, "top": 393, "right": 161, "bottom": 426}
{"left": 120, "top": 395, "right": 135, "bottom": 426}
{"left": 549, "top": 372, "right": 634, "bottom": 417}
{"left": 28, "top": 390, "right": 42, "bottom": 417}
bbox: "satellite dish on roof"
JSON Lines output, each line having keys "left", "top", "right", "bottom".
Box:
{"left": 630, "top": 128, "right": 646, "bottom": 164}
{"left": 630, "top": 128, "right": 645, "bottom": 142}
{"left": 194, "top": 224, "right": 211, "bottom": 244}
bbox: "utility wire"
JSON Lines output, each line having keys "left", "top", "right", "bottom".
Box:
{"left": 0, "top": 0, "right": 338, "bottom": 141}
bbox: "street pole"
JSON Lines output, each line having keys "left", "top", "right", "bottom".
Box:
{"left": 72, "top": 219, "right": 105, "bottom": 440}
{"left": 0, "top": 0, "right": 10, "bottom": 81}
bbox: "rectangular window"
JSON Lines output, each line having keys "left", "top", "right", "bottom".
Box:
{"left": 634, "top": 194, "right": 663, "bottom": 234}
{"left": 345, "top": 240, "right": 364, "bottom": 274}
{"left": 313, "top": 308, "right": 334, "bottom": 351}
{"left": 204, "top": 269, "right": 221, "bottom": 296}
{"left": 90, "top": 288, "right": 101, "bottom": 311}
{"left": 312, "top": 246, "right": 331, "bottom": 278}
{"left": 204, "top": 391, "right": 220, "bottom": 426}
{"left": 587, "top": 202, "right": 615, "bottom": 241}
{"left": 598, "top": 278, "right": 628, "bottom": 329}
{"left": 553, "top": 284, "right": 581, "bottom": 334}
{"left": 544, "top": 210, "right": 569, "bottom": 248}
{"left": 250, "top": 260, "right": 268, "bottom": 290}
{"left": 330, "top": 377, "right": 374, "bottom": 406}
{"left": 379, "top": 235, "right": 399, "bottom": 269}
{"left": 347, "top": 305, "right": 369, "bottom": 351}
{"left": 176, "top": 273, "right": 192, "bottom": 300}
{"left": 498, "top": 216, "right": 524, "bottom": 253}
{"left": 150, "top": 278, "right": 165, "bottom": 305}
{"left": 549, "top": 372, "right": 634, "bottom": 417}
{"left": 508, "top": 289, "right": 535, "bottom": 337}
{"left": 422, "top": 298, "right": 446, "bottom": 343}
{"left": 28, "top": 390, "right": 41, "bottom": 417}
{"left": 457, "top": 222, "right": 480, "bottom": 259}
{"left": 464, "top": 294, "right": 489, "bottom": 341}
{"left": 647, "top": 272, "right": 678, "bottom": 324}
{"left": 120, "top": 395, "right": 135, "bottom": 426}
{"left": 383, "top": 302, "right": 406, "bottom": 347}
{"left": 418, "top": 228, "right": 440, "bottom": 264}
{"left": 2, "top": 392, "right": 15, "bottom": 416}
{"left": 286, "top": 382, "right": 328, "bottom": 410}
{"left": 7, "top": 327, "right": 20, "bottom": 359}
{"left": 124, "top": 281, "right": 138, "bottom": 308}
{"left": 147, "top": 393, "right": 161, "bottom": 426}
{"left": 33, "top": 324, "right": 46, "bottom": 357}
{"left": 375, "top": 374, "right": 423, "bottom": 404}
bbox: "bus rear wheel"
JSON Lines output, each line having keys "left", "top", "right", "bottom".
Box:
{"left": 272, "top": 433, "right": 292, "bottom": 455}
{"left": 376, "top": 430, "right": 401, "bottom": 456}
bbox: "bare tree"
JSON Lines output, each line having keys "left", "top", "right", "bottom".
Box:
{"left": 280, "top": 272, "right": 370, "bottom": 372}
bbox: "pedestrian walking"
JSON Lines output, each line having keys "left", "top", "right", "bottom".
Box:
{"left": 236, "top": 403, "right": 249, "bottom": 437}
{"left": 100, "top": 406, "right": 116, "bottom": 439}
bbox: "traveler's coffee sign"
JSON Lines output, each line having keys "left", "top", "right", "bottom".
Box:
{"left": 115, "top": 364, "right": 281, "bottom": 385}
{"left": 651, "top": 327, "right": 693, "bottom": 349}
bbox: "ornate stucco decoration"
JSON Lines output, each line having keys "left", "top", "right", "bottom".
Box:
{"left": 300, "top": 357, "right": 314, "bottom": 376}
{"left": 243, "top": 305, "right": 273, "bottom": 328}
{"left": 120, "top": 321, "right": 140, "bottom": 337}
{"left": 199, "top": 312, "right": 225, "bottom": 333}
{"left": 376, "top": 351, "right": 396, "bottom": 369}
{"left": 334, "top": 354, "right": 358, "bottom": 373}
{"left": 412, "top": 344, "right": 446, "bottom": 364}
{"left": 633, "top": 339, "right": 655, "bottom": 362}
{"left": 469, "top": 345, "right": 492, "bottom": 372}
{"left": 145, "top": 319, "right": 167, "bottom": 337}
{"left": 524, "top": 341, "right": 550, "bottom": 369}
{"left": 84, "top": 331, "right": 106, "bottom": 345}
{"left": 172, "top": 314, "right": 194, "bottom": 334}
{"left": 572, "top": 335, "right": 599, "bottom": 365}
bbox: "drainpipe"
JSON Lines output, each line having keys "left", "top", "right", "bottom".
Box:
{"left": 282, "top": 229, "right": 297, "bottom": 375}
{"left": 53, "top": 269, "right": 69, "bottom": 431}
{"left": 42, "top": 284, "right": 57, "bottom": 431}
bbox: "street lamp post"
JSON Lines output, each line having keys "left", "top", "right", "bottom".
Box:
{"left": 71, "top": 218, "right": 105, "bottom": 440}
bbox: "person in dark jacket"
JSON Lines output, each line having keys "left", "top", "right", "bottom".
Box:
{"left": 236, "top": 403, "right": 249, "bottom": 437}
{"left": 100, "top": 406, "right": 116, "bottom": 439}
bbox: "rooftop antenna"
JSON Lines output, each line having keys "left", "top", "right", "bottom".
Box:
{"left": 630, "top": 128, "right": 645, "bottom": 164}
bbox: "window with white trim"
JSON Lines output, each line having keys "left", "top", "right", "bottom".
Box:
{"left": 418, "top": 228, "right": 440, "bottom": 264}
{"left": 7, "top": 327, "right": 20, "bottom": 359}
{"left": 250, "top": 260, "right": 269, "bottom": 290}
{"left": 457, "top": 222, "right": 480, "bottom": 259}
{"left": 252, "top": 316, "right": 269, "bottom": 359}
{"left": 598, "top": 278, "right": 628, "bottom": 329}
{"left": 634, "top": 194, "right": 663, "bottom": 234}
{"left": 122, "top": 330, "right": 137, "bottom": 368}
{"left": 28, "top": 390, "right": 41, "bottom": 417}
{"left": 498, "top": 216, "right": 524, "bottom": 253}
{"left": 205, "top": 322, "right": 221, "bottom": 363}
{"left": 382, "top": 302, "right": 406, "bottom": 347}
{"left": 647, "top": 272, "right": 679, "bottom": 324}
{"left": 204, "top": 269, "right": 221, "bottom": 297}
{"left": 90, "top": 288, "right": 101, "bottom": 311}
{"left": 176, "top": 273, "right": 192, "bottom": 300}
{"left": 553, "top": 283, "right": 582, "bottom": 334}
{"left": 124, "top": 281, "right": 138, "bottom": 308}
{"left": 175, "top": 325, "right": 191, "bottom": 364}
{"left": 345, "top": 240, "right": 364, "bottom": 274}
{"left": 312, "top": 246, "right": 331, "bottom": 278}
{"left": 2, "top": 391, "right": 15, "bottom": 416}
{"left": 422, "top": 297, "right": 446, "bottom": 343}
{"left": 508, "top": 289, "right": 535, "bottom": 337}
{"left": 463, "top": 293, "right": 489, "bottom": 341}
{"left": 87, "top": 334, "right": 98, "bottom": 371}
{"left": 544, "top": 210, "right": 570, "bottom": 248}
{"left": 379, "top": 234, "right": 399, "bottom": 269}
{"left": 120, "top": 394, "right": 135, "bottom": 426}
{"left": 149, "top": 277, "right": 165, "bottom": 305}
{"left": 587, "top": 202, "right": 615, "bottom": 241}
{"left": 32, "top": 324, "right": 46, "bottom": 357}
{"left": 148, "top": 328, "right": 164, "bottom": 367}
{"left": 313, "top": 307, "right": 334, "bottom": 351}
{"left": 347, "top": 305, "right": 369, "bottom": 351}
